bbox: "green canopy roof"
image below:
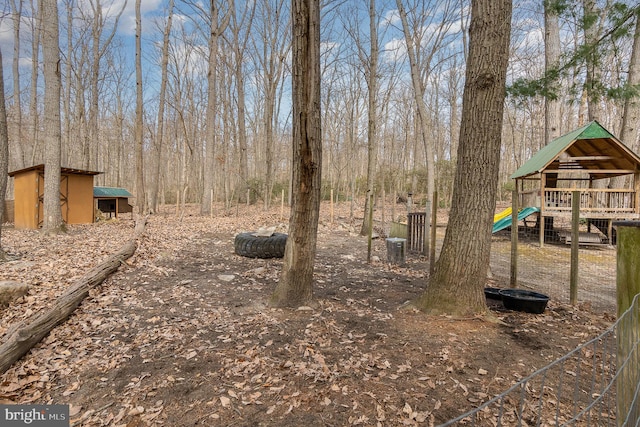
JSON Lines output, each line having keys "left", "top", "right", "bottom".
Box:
{"left": 94, "top": 187, "right": 133, "bottom": 198}
{"left": 510, "top": 121, "right": 640, "bottom": 180}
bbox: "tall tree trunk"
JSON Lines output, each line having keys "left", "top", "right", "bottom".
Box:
{"left": 360, "top": 0, "right": 379, "bottom": 236}
{"left": 583, "top": 0, "right": 603, "bottom": 122}
{"left": 271, "top": 0, "right": 321, "bottom": 308}
{"left": 150, "top": 0, "right": 175, "bottom": 213}
{"left": 230, "top": 3, "right": 255, "bottom": 200}
{"left": 134, "top": 0, "right": 146, "bottom": 214}
{"left": 0, "top": 48, "right": 9, "bottom": 255}
{"left": 621, "top": 9, "right": 640, "bottom": 154}
{"left": 28, "top": 0, "right": 42, "bottom": 165}
{"left": 544, "top": 0, "right": 562, "bottom": 144}
{"left": 10, "top": 0, "right": 25, "bottom": 169}
{"left": 611, "top": 8, "right": 640, "bottom": 189}
{"left": 414, "top": 0, "right": 512, "bottom": 316}
{"left": 42, "top": 0, "right": 65, "bottom": 233}
{"left": 201, "top": 1, "right": 232, "bottom": 215}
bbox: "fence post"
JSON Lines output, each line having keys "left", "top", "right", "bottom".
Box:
{"left": 614, "top": 220, "right": 640, "bottom": 426}
{"left": 570, "top": 191, "right": 579, "bottom": 305}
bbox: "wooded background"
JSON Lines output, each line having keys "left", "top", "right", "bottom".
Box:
{"left": 2, "top": 0, "right": 639, "bottom": 214}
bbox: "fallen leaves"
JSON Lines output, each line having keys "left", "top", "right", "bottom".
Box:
{"left": 0, "top": 204, "right": 617, "bottom": 426}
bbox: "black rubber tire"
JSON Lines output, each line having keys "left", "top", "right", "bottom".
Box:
{"left": 234, "top": 232, "right": 287, "bottom": 259}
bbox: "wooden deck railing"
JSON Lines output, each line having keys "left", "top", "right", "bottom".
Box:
{"left": 517, "top": 188, "right": 638, "bottom": 217}
{"left": 543, "top": 189, "right": 637, "bottom": 215}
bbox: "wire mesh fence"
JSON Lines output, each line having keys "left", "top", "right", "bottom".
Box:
{"left": 490, "top": 213, "right": 617, "bottom": 313}
{"left": 439, "top": 293, "right": 640, "bottom": 426}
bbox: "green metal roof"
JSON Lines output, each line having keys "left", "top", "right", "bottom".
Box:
{"left": 510, "top": 121, "right": 637, "bottom": 180}
{"left": 94, "top": 187, "right": 133, "bottom": 198}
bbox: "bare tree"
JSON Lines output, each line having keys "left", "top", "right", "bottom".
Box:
{"left": 413, "top": 0, "right": 512, "bottom": 315}
{"left": 201, "top": 0, "right": 233, "bottom": 215}
{"left": 149, "top": 0, "right": 175, "bottom": 213}
{"left": 229, "top": 2, "right": 256, "bottom": 200}
{"left": 394, "top": 0, "right": 458, "bottom": 255}
{"left": 28, "top": 0, "right": 42, "bottom": 165}
{"left": 10, "top": 0, "right": 25, "bottom": 169}
{"left": 0, "top": 48, "right": 9, "bottom": 256}
{"left": 251, "top": 0, "right": 290, "bottom": 209}
{"left": 270, "top": 0, "right": 321, "bottom": 308}
{"left": 41, "top": 0, "right": 65, "bottom": 233}
{"left": 134, "top": 0, "right": 145, "bottom": 214}
{"left": 360, "top": 0, "right": 379, "bottom": 236}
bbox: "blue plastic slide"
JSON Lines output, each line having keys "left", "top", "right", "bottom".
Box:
{"left": 492, "top": 207, "right": 540, "bottom": 234}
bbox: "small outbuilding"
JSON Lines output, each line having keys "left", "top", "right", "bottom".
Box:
{"left": 8, "top": 165, "right": 101, "bottom": 229}
{"left": 94, "top": 187, "right": 134, "bottom": 219}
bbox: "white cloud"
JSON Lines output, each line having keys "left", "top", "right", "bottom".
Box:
{"left": 381, "top": 9, "right": 400, "bottom": 27}
{"left": 383, "top": 37, "right": 406, "bottom": 63}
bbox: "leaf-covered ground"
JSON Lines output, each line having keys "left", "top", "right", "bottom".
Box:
{"left": 0, "top": 203, "right": 614, "bottom": 426}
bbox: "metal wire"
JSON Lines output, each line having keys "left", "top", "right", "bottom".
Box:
{"left": 438, "top": 294, "right": 640, "bottom": 426}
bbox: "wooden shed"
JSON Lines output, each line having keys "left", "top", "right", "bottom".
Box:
{"left": 94, "top": 187, "right": 133, "bottom": 219}
{"left": 511, "top": 121, "right": 640, "bottom": 244}
{"left": 8, "top": 165, "right": 101, "bottom": 229}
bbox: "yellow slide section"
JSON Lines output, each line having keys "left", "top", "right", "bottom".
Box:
{"left": 493, "top": 207, "right": 512, "bottom": 223}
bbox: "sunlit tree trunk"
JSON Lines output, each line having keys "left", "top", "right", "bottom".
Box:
{"left": 414, "top": 0, "right": 512, "bottom": 316}
{"left": 10, "top": 0, "right": 25, "bottom": 169}
{"left": 28, "top": 0, "right": 42, "bottom": 165}
{"left": 134, "top": 0, "right": 146, "bottom": 214}
{"left": 42, "top": 0, "right": 65, "bottom": 233}
{"left": 230, "top": 3, "right": 255, "bottom": 200}
{"left": 271, "top": 0, "right": 321, "bottom": 308}
{"left": 86, "top": 0, "right": 125, "bottom": 171}
{"left": 149, "top": 0, "right": 175, "bottom": 213}
{"left": 201, "top": 1, "right": 232, "bottom": 215}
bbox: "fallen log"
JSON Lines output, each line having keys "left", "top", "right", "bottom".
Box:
{"left": 0, "top": 218, "right": 147, "bottom": 375}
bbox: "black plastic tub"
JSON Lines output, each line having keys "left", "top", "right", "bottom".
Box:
{"left": 499, "top": 289, "right": 550, "bottom": 314}
{"left": 484, "top": 287, "right": 503, "bottom": 300}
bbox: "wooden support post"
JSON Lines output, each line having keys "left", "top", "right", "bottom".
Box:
{"left": 540, "top": 174, "right": 546, "bottom": 247}
{"left": 510, "top": 190, "right": 519, "bottom": 288}
{"left": 247, "top": 189, "right": 250, "bottom": 207}
{"left": 614, "top": 221, "right": 640, "bottom": 426}
{"left": 634, "top": 172, "right": 640, "bottom": 215}
{"left": 430, "top": 191, "right": 437, "bottom": 274}
{"left": 570, "top": 191, "right": 580, "bottom": 305}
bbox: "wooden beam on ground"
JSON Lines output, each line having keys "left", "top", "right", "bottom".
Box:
{"left": 0, "top": 218, "right": 147, "bottom": 375}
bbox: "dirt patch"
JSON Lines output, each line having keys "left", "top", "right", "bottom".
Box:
{"left": 0, "top": 203, "right": 615, "bottom": 426}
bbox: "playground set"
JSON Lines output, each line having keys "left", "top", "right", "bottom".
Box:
{"left": 493, "top": 121, "right": 640, "bottom": 246}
